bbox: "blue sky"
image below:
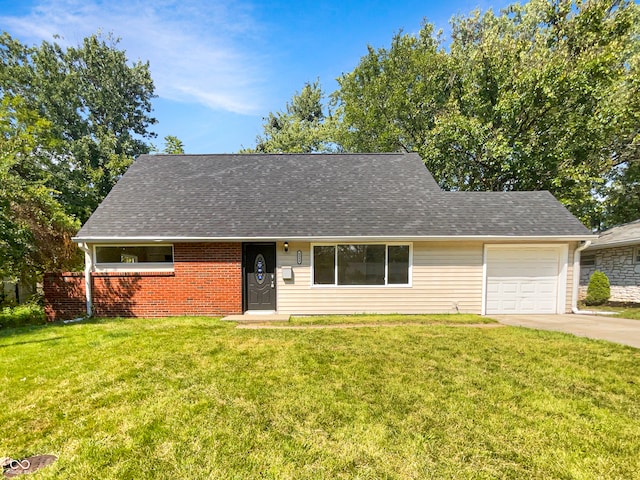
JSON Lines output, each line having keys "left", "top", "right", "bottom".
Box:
{"left": 0, "top": 0, "right": 512, "bottom": 153}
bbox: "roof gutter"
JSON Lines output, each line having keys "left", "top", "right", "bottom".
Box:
{"left": 73, "top": 234, "right": 597, "bottom": 244}
{"left": 571, "top": 241, "right": 617, "bottom": 316}
{"left": 571, "top": 240, "right": 592, "bottom": 314}
{"left": 582, "top": 238, "right": 640, "bottom": 250}
{"left": 78, "top": 242, "right": 93, "bottom": 317}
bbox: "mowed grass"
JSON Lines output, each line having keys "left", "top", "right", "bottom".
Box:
{"left": 288, "top": 313, "right": 495, "bottom": 326}
{"left": 1, "top": 317, "right": 639, "bottom": 479}
{"left": 617, "top": 308, "right": 640, "bottom": 320}
{"left": 581, "top": 304, "right": 640, "bottom": 320}
{"left": 606, "top": 306, "right": 640, "bottom": 320}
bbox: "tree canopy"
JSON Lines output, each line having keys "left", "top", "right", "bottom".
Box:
{"left": 0, "top": 32, "right": 163, "bottom": 280}
{"left": 0, "top": 96, "right": 80, "bottom": 281}
{"left": 160, "top": 135, "right": 186, "bottom": 155}
{"left": 250, "top": 0, "right": 640, "bottom": 229}
{"left": 0, "top": 32, "right": 158, "bottom": 223}
{"left": 242, "top": 80, "right": 340, "bottom": 153}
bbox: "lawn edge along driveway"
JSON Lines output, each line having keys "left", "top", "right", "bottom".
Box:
{"left": 493, "top": 314, "right": 640, "bottom": 348}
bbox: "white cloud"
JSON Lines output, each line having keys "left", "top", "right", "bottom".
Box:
{"left": 0, "top": 0, "right": 268, "bottom": 114}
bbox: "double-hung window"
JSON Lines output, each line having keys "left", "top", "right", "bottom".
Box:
{"left": 312, "top": 244, "right": 410, "bottom": 286}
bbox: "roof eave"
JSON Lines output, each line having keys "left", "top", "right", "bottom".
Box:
{"left": 73, "top": 234, "right": 597, "bottom": 244}
{"left": 586, "top": 238, "right": 640, "bottom": 250}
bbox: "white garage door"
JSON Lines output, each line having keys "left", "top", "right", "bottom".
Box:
{"left": 485, "top": 246, "right": 565, "bottom": 314}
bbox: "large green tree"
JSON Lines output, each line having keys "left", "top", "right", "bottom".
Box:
{"left": 160, "top": 135, "right": 185, "bottom": 154}
{"left": 333, "top": 0, "right": 639, "bottom": 228}
{"left": 243, "top": 80, "right": 340, "bottom": 153}
{"left": 599, "top": 37, "right": 640, "bottom": 228}
{"left": 0, "top": 96, "right": 80, "bottom": 281}
{"left": 1, "top": 32, "right": 162, "bottom": 279}
{"left": 0, "top": 32, "right": 157, "bottom": 222}
{"left": 335, "top": 23, "right": 450, "bottom": 155}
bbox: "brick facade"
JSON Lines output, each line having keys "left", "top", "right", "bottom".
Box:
{"left": 580, "top": 245, "right": 640, "bottom": 303}
{"left": 44, "top": 243, "right": 243, "bottom": 321}
{"left": 43, "top": 272, "right": 86, "bottom": 321}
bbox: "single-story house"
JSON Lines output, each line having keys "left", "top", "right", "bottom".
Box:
{"left": 44, "top": 152, "right": 595, "bottom": 320}
{"left": 580, "top": 219, "right": 640, "bottom": 303}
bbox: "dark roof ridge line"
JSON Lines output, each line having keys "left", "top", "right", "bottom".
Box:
{"left": 140, "top": 152, "right": 416, "bottom": 157}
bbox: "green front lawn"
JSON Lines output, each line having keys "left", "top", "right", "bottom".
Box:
{"left": 288, "top": 313, "right": 495, "bottom": 326}
{"left": 581, "top": 304, "right": 640, "bottom": 320}
{"left": 609, "top": 306, "right": 640, "bottom": 320}
{"left": 1, "top": 317, "right": 639, "bottom": 479}
{"left": 606, "top": 306, "right": 640, "bottom": 320}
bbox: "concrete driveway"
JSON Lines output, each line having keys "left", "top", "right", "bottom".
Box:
{"left": 493, "top": 314, "right": 640, "bottom": 349}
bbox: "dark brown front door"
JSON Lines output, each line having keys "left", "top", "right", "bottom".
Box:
{"left": 244, "top": 243, "right": 276, "bottom": 311}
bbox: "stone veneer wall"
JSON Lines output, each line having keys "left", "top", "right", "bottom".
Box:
{"left": 579, "top": 245, "right": 640, "bottom": 303}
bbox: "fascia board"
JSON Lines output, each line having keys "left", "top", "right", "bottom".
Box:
{"left": 585, "top": 239, "right": 640, "bottom": 250}
{"left": 73, "top": 234, "right": 597, "bottom": 244}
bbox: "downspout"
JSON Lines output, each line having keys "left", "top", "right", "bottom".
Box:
{"left": 78, "top": 243, "right": 93, "bottom": 317}
{"left": 571, "top": 240, "right": 591, "bottom": 314}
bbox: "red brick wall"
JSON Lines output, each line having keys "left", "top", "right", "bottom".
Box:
{"left": 44, "top": 272, "right": 86, "bottom": 321}
{"left": 44, "top": 242, "right": 243, "bottom": 321}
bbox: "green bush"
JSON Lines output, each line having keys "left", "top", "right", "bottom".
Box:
{"left": 585, "top": 271, "right": 611, "bottom": 306}
{"left": 0, "top": 303, "right": 46, "bottom": 329}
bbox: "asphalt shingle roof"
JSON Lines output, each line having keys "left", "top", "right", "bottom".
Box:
{"left": 587, "top": 219, "right": 640, "bottom": 249}
{"left": 75, "top": 152, "right": 592, "bottom": 240}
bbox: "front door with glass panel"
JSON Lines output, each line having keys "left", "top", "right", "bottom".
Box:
{"left": 244, "top": 243, "right": 276, "bottom": 311}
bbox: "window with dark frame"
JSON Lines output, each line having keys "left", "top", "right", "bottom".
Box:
{"left": 313, "top": 246, "right": 336, "bottom": 284}
{"left": 388, "top": 245, "right": 410, "bottom": 284}
{"left": 95, "top": 245, "right": 174, "bottom": 264}
{"left": 338, "top": 244, "right": 385, "bottom": 285}
{"left": 313, "top": 244, "right": 410, "bottom": 286}
{"left": 580, "top": 253, "right": 595, "bottom": 267}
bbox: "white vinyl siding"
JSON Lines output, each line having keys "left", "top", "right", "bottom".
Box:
{"left": 276, "top": 241, "right": 483, "bottom": 314}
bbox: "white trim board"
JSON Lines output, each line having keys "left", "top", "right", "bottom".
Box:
{"left": 74, "top": 235, "right": 596, "bottom": 244}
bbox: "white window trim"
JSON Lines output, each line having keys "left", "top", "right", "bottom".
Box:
{"left": 310, "top": 242, "right": 413, "bottom": 288}
{"left": 93, "top": 244, "right": 175, "bottom": 272}
{"left": 634, "top": 246, "right": 640, "bottom": 264}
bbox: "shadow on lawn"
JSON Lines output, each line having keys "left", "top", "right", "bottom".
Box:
{"left": 0, "top": 335, "right": 65, "bottom": 348}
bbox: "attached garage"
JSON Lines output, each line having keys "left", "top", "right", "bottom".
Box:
{"left": 484, "top": 245, "right": 568, "bottom": 314}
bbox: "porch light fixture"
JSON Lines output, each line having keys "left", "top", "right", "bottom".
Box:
{"left": 283, "top": 242, "right": 289, "bottom": 252}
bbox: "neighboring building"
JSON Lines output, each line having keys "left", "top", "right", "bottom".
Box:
{"left": 44, "top": 153, "right": 594, "bottom": 320}
{"left": 580, "top": 219, "right": 640, "bottom": 304}
{"left": 1, "top": 279, "right": 36, "bottom": 305}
